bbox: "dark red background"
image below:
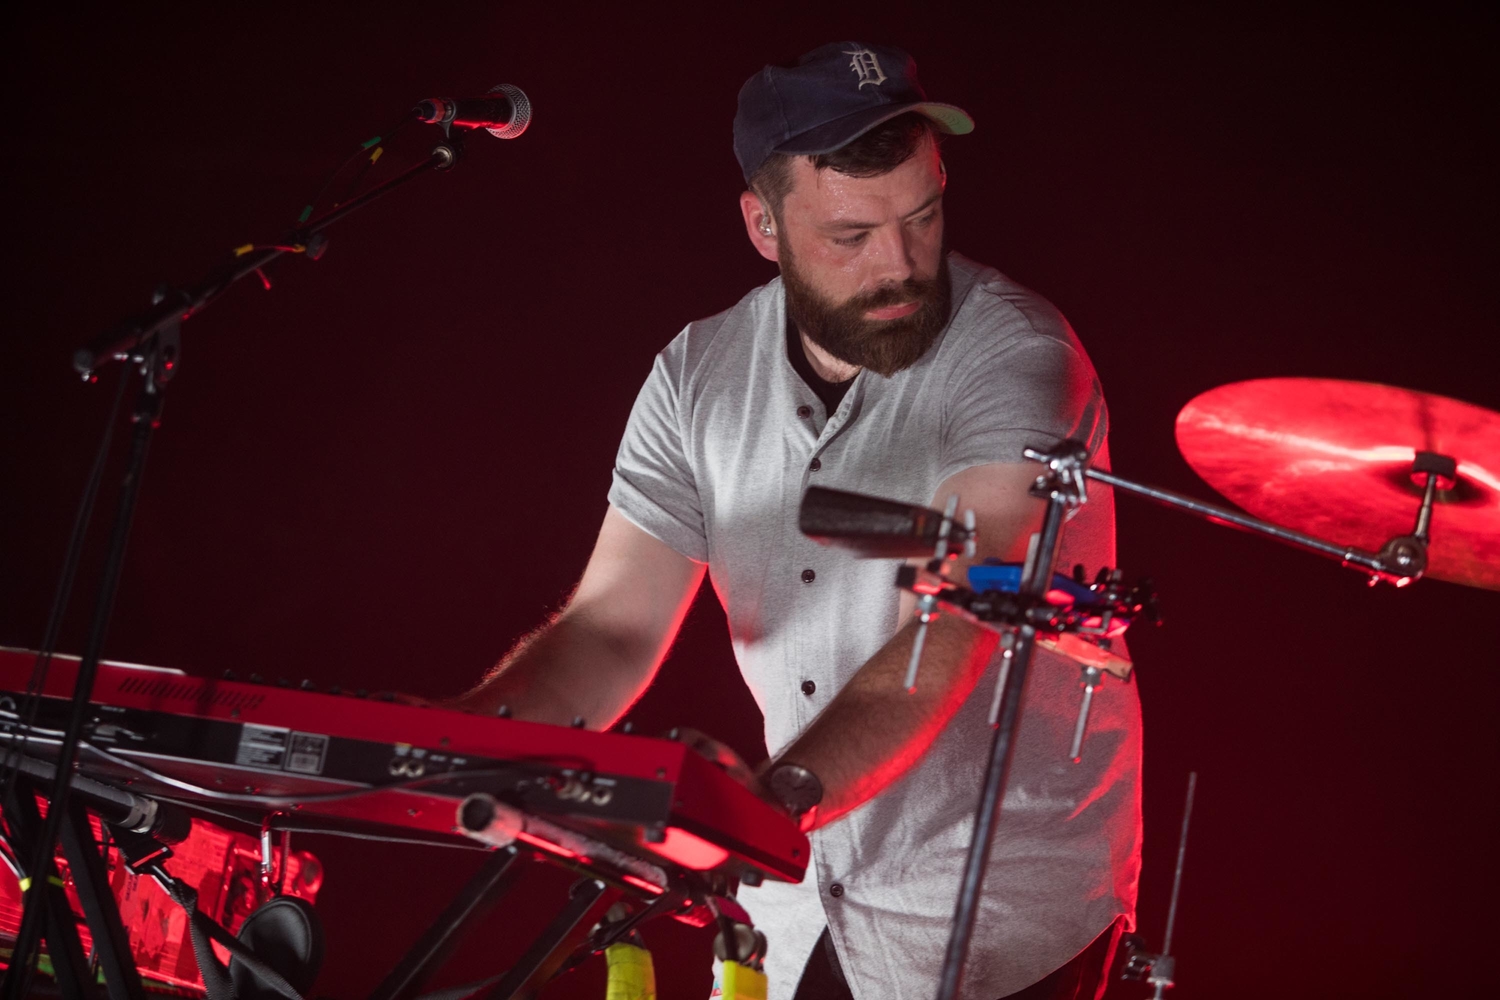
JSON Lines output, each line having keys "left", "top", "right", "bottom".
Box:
{"left": 3, "top": 4, "right": 1497, "bottom": 998}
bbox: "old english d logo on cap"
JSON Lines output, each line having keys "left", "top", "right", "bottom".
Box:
{"left": 732, "top": 42, "right": 976, "bottom": 180}
{"left": 845, "top": 47, "right": 887, "bottom": 89}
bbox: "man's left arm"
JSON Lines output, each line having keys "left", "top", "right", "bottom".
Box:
{"left": 766, "top": 460, "right": 1047, "bottom": 829}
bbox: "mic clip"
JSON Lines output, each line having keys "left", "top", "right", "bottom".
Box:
{"left": 431, "top": 130, "right": 466, "bottom": 171}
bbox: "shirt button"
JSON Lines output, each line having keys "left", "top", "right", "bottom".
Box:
{"left": 809, "top": 457, "right": 822, "bottom": 472}
{"left": 801, "top": 568, "right": 816, "bottom": 584}
{"left": 801, "top": 680, "right": 816, "bottom": 696}
{"left": 796, "top": 405, "right": 813, "bottom": 419}
{"left": 829, "top": 883, "right": 845, "bottom": 897}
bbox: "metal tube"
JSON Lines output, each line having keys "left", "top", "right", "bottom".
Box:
{"left": 1068, "top": 668, "right": 1102, "bottom": 763}
{"left": 1413, "top": 471, "right": 1439, "bottom": 542}
{"left": 5, "top": 380, "right": 162, "bottom": 994}
{"left": 368, "top": 846, "right": 522, "bottom": 1000}
{"left": 937, "top": 626, "right": 1039, "bottom": 1000}
{"left": 60, "top": 798, "right": 148, "bottom": 999}
{"left": 74, "top": 147, "right": 452, "bottom": 374}
{"left": 937, "top": 480, "right": 1074, "bottom": 1000}
{"left": 1084, "top": 467, "right": 1386, "bottom": 572}
{"left": 1161, "top": 771, "right": 1198, "bottom": 956}
{"left": 986, "top": 632, "right": 1015, "bottom": 727}
{"left": 905, "top": 599, "right": 934, "bottom": 692}
{"left": 481, "top": 879, "right": 610, "bottom": 1000}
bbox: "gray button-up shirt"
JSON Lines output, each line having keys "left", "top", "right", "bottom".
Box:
{"left": 609, "top": 253, "right": 1141, "bottom": 999}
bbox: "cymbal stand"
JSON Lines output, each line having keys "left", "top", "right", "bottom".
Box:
{"left": 1084, "top": 448, "right": 1457, "bottom": 587}
{"left": 1120, "top": 771, "right": 1199, "bottom": 997}
{"left": 933, "top": 439, "right": 1092, "bottom": 1000}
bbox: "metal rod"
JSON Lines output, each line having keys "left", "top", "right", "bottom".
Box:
{"left": 937, "top": 626, "right": 1039, "bottom": 1000}
{"left": 937, "top": 477, "right": 1075, "bottom": 1000}
{"left": 0, "top": 368, "right": 129, "bottom": 813}
{"left": 933, "top": 495, "right": 958, "bottom": 560}
{"left": 1413, "top": 472, "right": 1438, "bottom": 542}
{"left": 5, "top": 378, "right": 163, "bottom": 994}
{"left": 304, "top": 148, "right": 452, "bottom": 238}
{"left": 1, "top": 779, "right": 95, "bottom": 999}
{"left": 904, "top": 597, "right": 934, "bottom": 692}
{"left": 74, "top": 146, "right": 454, "bottom": 374}
{"left": 1068, "top": 668, "right": 1102, "bottom": 763}
{"left": 59, "top": 798, "right": 148, "bottom": 999}
{"left": 368, "top": 846, "right": 523, "bottom": 1000}
{"left": 482, "top": 878, "right": 611, "bottom": 1000}
{"left": 986, "top": 632, "right": 1015, "bottom": 726}
{"left": 1162, "top": 771, "right": 1198, "bottom": 956}
{"left": 1085, "top": 467, "right": 1388, "bottom": 574}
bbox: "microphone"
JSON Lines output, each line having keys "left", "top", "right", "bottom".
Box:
{"left": 6, "top": 751, "right": 191, "bottom": 844}
{"left": 799, "top": 486, "right": 974, "bottom": 559}
{"left": 415, "top": 83, "right": 532, "bottom": 139}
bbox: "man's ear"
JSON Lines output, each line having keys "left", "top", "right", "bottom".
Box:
{"left": 739, "top": 191, "right": 780, "bottom": 263}
{"left": 939, "top": 158, "right": 948, "bottom": 189}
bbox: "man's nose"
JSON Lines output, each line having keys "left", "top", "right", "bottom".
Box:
{"left": 867, "top": 224, "right": 916, "bottom": 285}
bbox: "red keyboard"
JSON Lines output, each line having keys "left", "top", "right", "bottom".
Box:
{"left": 0, "top": 648, "right": 808, "bottom": 891}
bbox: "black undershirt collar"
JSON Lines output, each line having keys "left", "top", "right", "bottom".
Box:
{"left": 786, "top": 318, "right": 857, "bottom": 413}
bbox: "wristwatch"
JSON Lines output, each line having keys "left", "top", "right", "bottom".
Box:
{"left": 766, "top": 762, "right": 823, "bottom": 824}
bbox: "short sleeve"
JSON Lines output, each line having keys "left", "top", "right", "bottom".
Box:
{"left": 608, "top": 350, "right": 710, "bottom": 562}
{"left": 938, "top": 326, "right": 1106, "bottom": 482}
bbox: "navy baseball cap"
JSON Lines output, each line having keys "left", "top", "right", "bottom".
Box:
{"left": 733, "top": 42, "right": 974, "bottom": 182}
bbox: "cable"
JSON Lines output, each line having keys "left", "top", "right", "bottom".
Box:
{"left": 330, "top": 112, "right": 417, "bottom": 209}
{"left": 299, "top": 109, "right": 418, "bottom": 223}
{"left": 1, "top": 716, "right": 596, "bottom": 790}
{"left": 75, "top": 740, "right": 531, "bottom": 806}
{"left": 161, "top": 799, "right": 492, "bottom": 851}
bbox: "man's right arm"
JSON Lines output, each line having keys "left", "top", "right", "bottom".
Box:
{"left": 450, "top": 505, "right": 705, "bottom": 729}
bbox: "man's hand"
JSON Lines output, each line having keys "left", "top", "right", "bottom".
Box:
{"left": 765, "top": 462, "right": 1046, "bottom": 829}
{"left": 671, "top": 727, "right": 758, "bottom": 787}
{"left": 449, "top": 506, "right": 705, "bottom": 729}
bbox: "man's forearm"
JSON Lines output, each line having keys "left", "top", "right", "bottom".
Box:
{"left": 451, "top": 611, "right": 658, "bottom": 729}
{"left": 771, "top": 615, "right": 998, "bottom": 828}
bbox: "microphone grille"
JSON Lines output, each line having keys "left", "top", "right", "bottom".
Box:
{"left": 486, "top": 83, "right": 532, "bottom": 139}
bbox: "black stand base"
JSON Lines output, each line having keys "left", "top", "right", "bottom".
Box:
{"left": 369, "top": 847, "right": 523, "bottom": 1000}
{"left": 367, "top": 849, "right": 618, "bottom": 1000}
{"left": 480, "top": 878, "right": 611, "bottom": 1000}
{"left": 2, "top": 779, "right": 147, "bottom": 1000}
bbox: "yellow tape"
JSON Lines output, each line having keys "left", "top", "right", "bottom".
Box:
{"left": 17, "top": 877, "right": 30, "bottom": 892}
{"left": 369, "top": 147, "right": 385, "bottom": 165}
{"left": 48, "top": 875, "right": 65, "bottom": 888}
{"left": 604, "top": 942, "right": 656, "bottom": 1000}
{"left": 233, "top": 243, "right": 256, "bottom": 256}
{"left": 720, "top": 962, "right": 768, "bottom": 1000}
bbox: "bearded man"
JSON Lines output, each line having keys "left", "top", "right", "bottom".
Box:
{"left": 455, "top": 42, "right": 1142, "bottom": 1000}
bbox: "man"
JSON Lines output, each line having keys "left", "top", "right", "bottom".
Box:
{"left": 455, "top": 42, "right": 1141, "bottom": 1000}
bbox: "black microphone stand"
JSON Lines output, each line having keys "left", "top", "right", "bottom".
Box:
{"left": 4, "top": 128, "right": 469, "bottom": 998}
{"left": 72, "top": 133, "right": 465, "bottom": 373}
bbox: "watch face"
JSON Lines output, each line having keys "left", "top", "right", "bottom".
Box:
{"left": 769, "top": 764, "right": 823, "bottom": 815}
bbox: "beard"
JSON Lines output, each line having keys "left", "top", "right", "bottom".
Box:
{"left": 780, "top": 242, "right": 952, "bottom": 378}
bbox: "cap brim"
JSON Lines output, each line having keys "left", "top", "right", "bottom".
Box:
{"left": 773, "top": 101, "right": 974, "bottom": 157}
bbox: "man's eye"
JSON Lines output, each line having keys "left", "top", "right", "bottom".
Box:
{"left": 833, "top": 233, "right": 867, "bottom": 247}
{"left": 911, "top": 212, "right": 937, "bottom": 227}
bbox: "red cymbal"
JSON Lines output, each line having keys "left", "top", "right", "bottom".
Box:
{"left": 1175, "top": 378, "right": 1500, "bottom": 590}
